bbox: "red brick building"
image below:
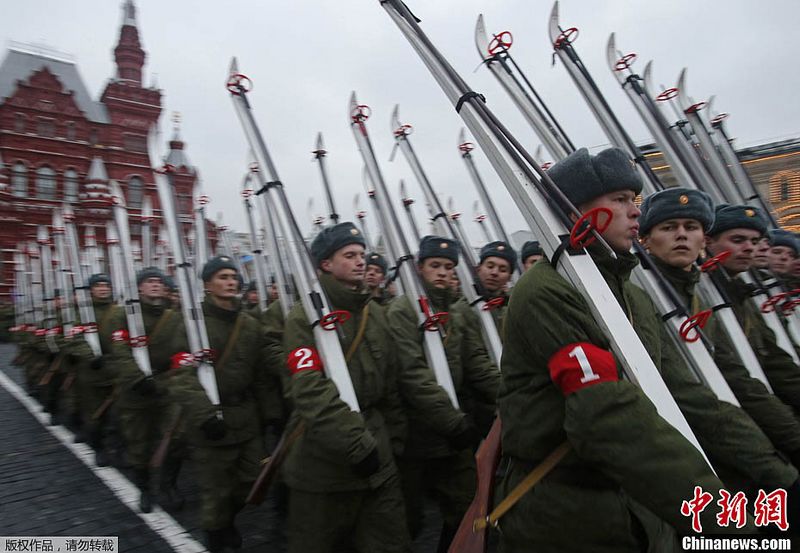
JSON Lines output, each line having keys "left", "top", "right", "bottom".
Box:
{"left": 0, "top": 0, "right": 198, "bottom": 301}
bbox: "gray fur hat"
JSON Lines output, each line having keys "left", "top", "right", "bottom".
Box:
{"left": 768, "top": 229, "right": 799, "bottom": 254}
{"left": 201, "top": 255, "right": 238, "bottom": 282}
{"left": 638, "top": 188, "right": 715, "bottom": 236}
{"left": 366, "top": 252, "right": 388, "bottom": 274}
{"left": 136, "top": 266, "right": 165, "bottom": 286}
{"left": 520, "top": 241, "right": 542, "bottom": 262}
{"left": 707, "top": 204, "right": 767, "bottom": 237}
{"left": 546, "top": 147, "right": 643, "bottom": 208}
{"left": 310, "top": 222, "right": 366, "bottom": 268}
{"left": 88, "top": 273, "right": 111, "bottom": 287}
{"left": 417, "top": 235, "right": 459, "bottom": 265}
{"left": 479, "top": 241, "right": 517, "bottom": 267}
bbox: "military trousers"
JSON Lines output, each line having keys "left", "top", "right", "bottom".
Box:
{"left": 398, "top": 449, "right": 475, "bottom": 539}
{"left": 193, "top": 436, "right": 262, "bottom": 531}
{"left": 287, "top": 473, "right": 411, "bottom": 553}
{"left": 117, "top": 398, "right": 184, "bottom": 470}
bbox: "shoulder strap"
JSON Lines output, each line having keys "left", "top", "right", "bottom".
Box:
{"left": 216, "top": 312, "right": 245, "bottom": 370}
{"left": 345, "top": 302, "right": 370, "bottom": 363}
{"left": 100, "top": 304, "right": 117, "bottom": 330}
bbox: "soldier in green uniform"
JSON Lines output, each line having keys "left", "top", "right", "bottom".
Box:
{"left": 639, "top": 188, "right": 800, "bottom": 474}
{"left": 768, "top": 229, "right": 800, "bottom": 289}
{"left": 706, "top": 206, "right": 800, "bottom": 412}
{"left": 520, "top": 240, "right": 543, "bottom": 271}
{"left": 242, "top": 281, "right": 260, "bottom": 313}
{"left": 282, "top": 222, "right": 470, "bottom": 553}
{"left": 475, "top": 241, "right": 514, "bottom": 333}
{"left": 365, "top": 252, "right": 393, "bottom": 305}
{"left": 387, "top": 236, "right": 500, "bottom": 551}
{"left": 497, "top": 148, "right": 793, "bottom": 552}
{"left": 107, "top": 267, "right": 187, "bottom": 513}
{"left": 71, "top": 274, "right": 121, "bottom": 467}
{"left": 170, "top": 256, "right": 272, "bottom": 552}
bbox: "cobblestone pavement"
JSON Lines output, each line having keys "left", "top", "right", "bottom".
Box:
{"left": 0, "top": 343, "right": 449, "bottom": 553}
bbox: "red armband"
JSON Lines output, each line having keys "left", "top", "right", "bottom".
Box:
{"left": 111, "top": 329, "right": 130, "bottom": 344}
{"left": 34, "top": 328, "right": 46, "bottom": 337}
{"left": 170, "top": 352, "right": 196, "bottom": 370}
{"left": 287, "top": 347, "right": 324, "bottom": 375}
{"left": 548, "top": 342, "right": 618, "bottom": 396}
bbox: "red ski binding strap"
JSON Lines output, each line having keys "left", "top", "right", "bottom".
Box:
{"left": 249, "top": 162, "right": 260, "bottom": 173}
{"left": 710, "top": 113, "right": 729, "bottom": 125}
{"left": 156, "top": 163, "right": 176, "bottom": 175}
{"left": 129, "top": 335, "right": 149, "bottom": 348}
{"left": 241, "top": 188, "right": 254, "bottom": 199}
{"left": 198, "top": 195, "right": 210, "bottom": 206}
{"left": 422, "top": 312, "right": 449, "bottom": 331}
{"left": 761, "top": 293, "right": 787, "bottom": 314}
{"left": 781, "top": 299, "right": 800, "bottom": 315}
{"left": 656, "top": 88, "right": 679, "bottom": 102}
{"left": 482, "top": 297, "right": 506, "bottom": 311}
{"left": 403, "top": 198, "right": 414, "bottom": 207}
{"left": 488, "top": 31, "right": 513, "bottom": 56}
{"left": 226, "top": 73, "right": 253, "bottom": 95}
{"left": 699, "top": 251, "right": 731, "bottom": 273}
{"left": 553, "top": 27, "right": 579, "bottom": 48}
{"left": 393, "top": 124, "right": 413, "bottom": 137}
{"left": 458, "top": 141, "right": 474, "bottom": 154}
{"left": 541, "top": 162, "right": 553, "bottom": 170}
{"left": 569, "top": 207, "right": 612, "bottom": 249}
{"left": 679, "top": 310, "right": 712, "bottom": 343}
{"left": 194, "top": 348, "right": 217, "bottom": 363}
{"left": 350, "top": 104, "right": 371, "bottom": 122}
{"left": 685, "top": 101, "right": 707, "bottom": 114}
{"left": 320, "top": 310, "right": 351, "bottom": 330}
{"left": 614, "top": 53, "right": 637, "bottom": 71}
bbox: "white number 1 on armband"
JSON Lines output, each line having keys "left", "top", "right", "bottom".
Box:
{"left": 569, "top": 345, "right": 601, "bottom": 384}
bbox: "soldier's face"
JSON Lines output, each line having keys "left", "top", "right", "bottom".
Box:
{"left": 321, "top": 244, "right": 366, "bottom": 288}
{"left": 523, "top": 255, "right": 542, "bottom": 271}
{"left": 640, "top": 218, "right": 705, "bottom": 270}
{"left": 419, "top": 257, "right": 455, "bottom": 289}
{"left": 768, "top": 245, "right": 796, "bottom": 276}
{"left": 477, "top": 257, "right": 511, "bottom": 293}
{"left": 753, "top": 237, "right": 771, "bottom": 269}
{"left": 205, "top": 269, "right": 239, "bottom": 300}
{"left": 705, "top": 228, "right": 762, "bottom": 274}
{"left": 245, "top": 290, "right": 259, "bottom": 304}
{"left": 364, "top": 265, "right": 385, "bottom": 289}
{"left": 138, "top": 277, "right": 164, "bottom": 301}
{"left": 90, "top": 282, "right": 111, "bottom": 300}
{"left": 578, "top": 190, "right": 640, "bottom": 253}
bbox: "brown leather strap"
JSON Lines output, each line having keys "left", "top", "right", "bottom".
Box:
{"left": 216, "top": 313, "right": 244, "bottom": 371}
{"left": 474, "top": 441, "right": 571, "bottom": 531}
{"left": 345, "top": 303, "right": 370, "bottom": 363}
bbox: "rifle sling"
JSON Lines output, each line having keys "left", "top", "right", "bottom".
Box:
{"left": 474, "top": 441, "right": 570, "bottom": 531}
{"left": 345, "top": 302, "right": 370, "bottom": 363}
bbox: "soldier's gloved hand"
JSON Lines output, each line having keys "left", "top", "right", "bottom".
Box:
{"left": 131, "top": 375, "right": 157, "bottom": 397}
{"left": 201, "top": 415, "right": 227, "bottom": 441}
{"left": 90, "top": 355, "right": 105, "bottom": 371}
{"left": 352, "top": 447, "right": 380, "bottom": 478}
{"left": 448, "top": 417, "right": 481, "bottom": 451}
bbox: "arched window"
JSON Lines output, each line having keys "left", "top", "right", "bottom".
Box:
{"left": 128, "top": 176, "right": 143, "bottom": 208}
{"left": 771, "top": 170, "right": 800, "bottom": 204}
{"left": 11, "top": 162, "right": 27, "bottom": 197}
{"left": 36, "top": 166, "right": 57, "bottom": 200}
{"left": 781, "top": 176, "right": 791, "bottom": 202}
{"left": 65, "top": 121, "right": 76, "bottom": 141}
{"left": 14, "top": 113, "right": 26, "bottom": 133}
{"left": 64, "top": 168, "right": 79, "bottom": 203}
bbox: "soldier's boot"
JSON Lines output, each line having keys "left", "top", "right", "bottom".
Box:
{"left": 159, "top": 458, "right": 185, "bottom": 511}
{"left": 89, "top": 429, "right": 110, "bottom": 467}
{"left": 134, "top": 468, "right": 154, "bottom": 514}
{"left": 205, "top": 529, "right": 227, "bottom": 553}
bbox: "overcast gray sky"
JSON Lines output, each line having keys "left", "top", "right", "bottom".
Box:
{"left": 2, "top": 0, "right": 798, "bottom": 247}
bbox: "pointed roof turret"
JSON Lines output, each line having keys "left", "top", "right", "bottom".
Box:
{"left": 165, "top": 111, "right": 193, "bottom": 171}
{"left": 83, "top": 156, "right": 111, "bottom": 213}
{"left": 113, "top": 0, "right": 145, "bottom": 85}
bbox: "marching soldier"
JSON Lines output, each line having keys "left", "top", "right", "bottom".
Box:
{"left": 107, "top": 267, "right": 187, "bottom": 513}
{"left": 242, "top": 281, "right": 260, "bottom": 313}
{"left": 767, "top": 229, "right": 800, "bottom": 289}
{"left": 282, "top": 222, "right": 469, "bottom": 553}
{"left": 706, "top": 206, "right": 800, "bottom": 411}
{"left": 639, "top": 188, "right": 800, "bottom": 481}
{"left": 387, "top": 235, "right": 500, "bottom": 551}
{"left": 365, "top": 252, "right": 393, "bottom": 305}
{"left": 496, "top": 148, "right": 786, "bottom": 551}
{"left": 475, "top": 241, "right": 515, "bottom": 333}
{"left": 169, "top": 256, "right": 272, "bottom": 552}
{"left": 72, "top": 273, "right": 121, "bottom": 467}
{"left": 519, "top": 240, "right": 543, "bottom": 271}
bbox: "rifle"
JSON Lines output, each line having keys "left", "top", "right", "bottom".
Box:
{"left": 246, "top": 421, "right": 305, "bottom": 505}
{"left": 150, "top": 405, "right": 183, "bottom": 470}
{"left": 92, "top": 388, "right": 118, "bottom": 421}
{"left": 448, "top": 417, "right": 502, "bottom": 553}
{"left": 38, "top": 353, "right": 64, "bottom": 386}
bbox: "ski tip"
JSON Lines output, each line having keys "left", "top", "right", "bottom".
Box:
{"left": 391, "top": 104, "right": 401, "bottom": 128}
{"left": 642, "top": 60, "right": 653, "bottom": 84}
{"left": 677, "top": 67, "right": 688, "bottom": 88}
{"left": 458, "top": 127, "right": 466, "bottom": 145}
{"left": 349, "top": 90, "right": 358, "bottom": 108}
{"left": 229, "top": 56, "right": 239, "bottom": 74}
{"left": 547, "top": 1, "right": 561, "bottom": 43}
{"left": 605, "top": 33, "right": 618, "bottom": 71}
{"left": 474, "top": 14, "right": 489, "bottom": 59}
{"left": 315, "top": 131, "right": 324, "bottom": 150}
